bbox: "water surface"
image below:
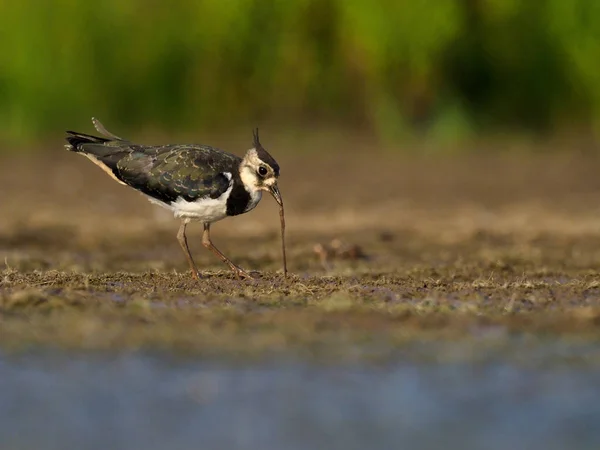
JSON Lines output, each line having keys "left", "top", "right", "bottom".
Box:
{"left": 1, "top": 341, "right": 600, "bottom": 450}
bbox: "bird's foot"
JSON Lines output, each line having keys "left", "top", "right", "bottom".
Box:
{"left": 190, "top": 269, "right": 202, "bottom": 280}
{"left": 231, "top": 266, "right": 256, "bottom": 280}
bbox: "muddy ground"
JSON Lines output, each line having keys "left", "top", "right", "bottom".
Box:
{"left": 3, "top": 138, "right": 600, "bottom": 360}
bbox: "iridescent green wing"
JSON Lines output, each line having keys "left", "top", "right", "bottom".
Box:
{"left": 115, "top": 144, "right": 241, "bottom": 204}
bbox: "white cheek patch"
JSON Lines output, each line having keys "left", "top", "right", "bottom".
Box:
{"left": 239, "top": 165, "right": 259, "bottom": 190}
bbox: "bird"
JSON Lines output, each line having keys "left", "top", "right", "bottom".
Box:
{"left": 64, "top": 118, "right": 282, "bottom": 280}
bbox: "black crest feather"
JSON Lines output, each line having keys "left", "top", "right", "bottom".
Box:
{"left": 253, "top": 128, "right": 261, "bottom": 148}
{"left": 251, "top": 127, "right": 280, "bottom": 176}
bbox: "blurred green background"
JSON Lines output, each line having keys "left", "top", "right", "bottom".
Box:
{"left": 1, "top": 0, "right": 600, "bottom": 147}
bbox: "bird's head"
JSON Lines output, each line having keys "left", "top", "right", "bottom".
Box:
{"left": 239, "top": 129, "right": 282, "bottom": 205}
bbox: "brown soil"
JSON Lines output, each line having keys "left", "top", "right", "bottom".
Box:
{"left": 3, "top": 142, "right": 600, "bottom": 359}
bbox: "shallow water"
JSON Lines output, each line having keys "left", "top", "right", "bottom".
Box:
{"left": 2, "top": 343, "right": 600, "bottom": 450}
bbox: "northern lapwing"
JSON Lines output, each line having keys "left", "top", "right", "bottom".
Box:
{"left": 65, "top": 118, "right": 286, "bottom": 280}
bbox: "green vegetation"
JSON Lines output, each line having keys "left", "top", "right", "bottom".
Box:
{"left": 1, "top": 0, "right": 600, "bottom": 144}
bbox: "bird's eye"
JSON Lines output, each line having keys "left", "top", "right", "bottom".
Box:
{"left": 258, "top": 166, "right": 268, "bottom": 177}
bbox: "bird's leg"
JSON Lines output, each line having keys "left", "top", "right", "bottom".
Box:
{"left": 177, "top": 219, "right": 200, "bottom": 280}
{"left": 202, "top": 223, "right": 252, "bottom": 279}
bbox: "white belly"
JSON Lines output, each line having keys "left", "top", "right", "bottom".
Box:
{"left": 145, "top": 183, "right": 234, "bottom": 223}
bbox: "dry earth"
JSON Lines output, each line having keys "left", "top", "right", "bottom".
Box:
{"left": 2, "top": 138, "right": 600, "bottom": 360}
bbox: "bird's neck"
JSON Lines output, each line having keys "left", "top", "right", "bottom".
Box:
{"left": 238, "top": 164, "right": 263, "bottom": 207}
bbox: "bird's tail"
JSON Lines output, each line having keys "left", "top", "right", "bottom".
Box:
{"left": 64, "top": 131, "right": 109, "bottom": 152}
{"left": 64, "top": 118, "right": 130, "bottom": 186}
{"left": 65, "top": 117, "right": 126, "bottom": 155}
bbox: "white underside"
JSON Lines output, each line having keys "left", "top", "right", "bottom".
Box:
{"left": 146, "top": 182, "right": 234, "bottom": 223}
{"left": 145, "top": 177, "right": 263, "bottom": 223}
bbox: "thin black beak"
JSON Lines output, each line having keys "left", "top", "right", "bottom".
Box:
{"left": 269, "top": 184, "right": 283, "bottom": 206}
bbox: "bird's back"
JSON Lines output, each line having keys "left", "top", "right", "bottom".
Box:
{"left": 65, "top": 131, "right": 242, "bottom": 204}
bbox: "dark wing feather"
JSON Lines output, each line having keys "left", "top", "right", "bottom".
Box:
{"left": 114, "top": 144, "right": 241, "bottom": 203}
{"left": 66, "top": 128, "right": 242, "bottom": 203}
